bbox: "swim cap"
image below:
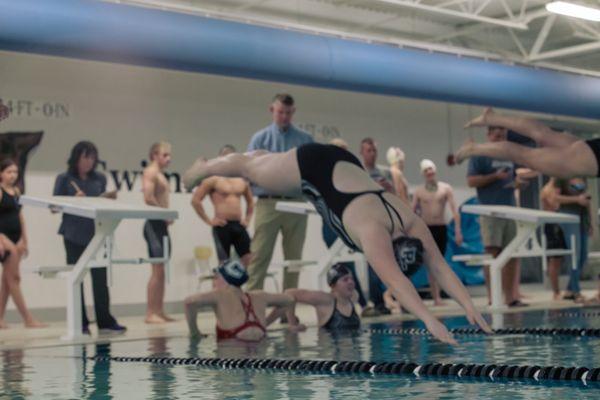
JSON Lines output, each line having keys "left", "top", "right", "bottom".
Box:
{"left": 214, "top": 259, "right": 249, "bottom": 287}
{"left": 329, "top": 138, "right": 349, "bottom": 150}
{"left": 420, "top": 159, "right": 436, "bottom": 174}
{"left": 327, "top": 264, "right": 351, "bottom": 286}
{"left": 386, "top": 147, "right": 405, "bottom": 165}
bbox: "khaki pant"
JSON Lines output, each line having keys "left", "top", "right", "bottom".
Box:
{"left": 479, "top": 216, "right": 516, "bottom": 249}
{"left": 246, "top": 198, "right": 308, "bottom": 290}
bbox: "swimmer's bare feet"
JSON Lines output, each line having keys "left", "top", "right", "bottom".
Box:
{"left": 183, "top": 157, "right": 208, "bottom": 190}
{"left": 464, "top": 107, "right": 494, "bottom": 129}
{"left": 453, "top": 138, "right": 476, "bottom": 164}
{"left": 552, "top": 292, "right": 562, "bottom": 301}
{"left": 433, "top": 299, "right": 447, "bottom": 307}
{"left": 0, "top": 320, "right": 8, "bottom": 329}
{"left": 145, "top": 314, "right": 168, "bottom": 324}
{"left": 24, "top": 319, "right": 47, "bottom": 328}
{"left": 159, "top": 313, "right": 176, "bottom": 322}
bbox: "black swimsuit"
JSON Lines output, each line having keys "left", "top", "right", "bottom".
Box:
{"left": 0, "top": 188, "right": 22, "bottom": 243}
{"left": 322, "top": 298, "right": 361, "bottom": 330}
{"left": 296, "top": 143, "right": 403, "bottom": 251}
{"left": 586, "top": 139, "right": 600, "bottom": 177}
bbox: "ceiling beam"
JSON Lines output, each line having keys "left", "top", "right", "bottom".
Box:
{"left": 372, "top": 0, "right": 529, "bottom": 29}
{"left": 529, "top": 40, "right": 600, "bottom": 61}
{"left": 528, "top": 14, "right": 556, "bottom": 58}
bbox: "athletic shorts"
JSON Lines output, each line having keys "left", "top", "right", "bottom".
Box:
{"left": 212, "top": 220, "right": 251, "bottom": 261}
{"left": 143, "top": 220, "right": 171, "bottom": 259}
{"left": 479, "top": 216, "right": 516, "bottom": 249}
{"left": 544, "top": 223, "right": 567, "bottom": 250}
{"left": 427, "top": 225, "right": 448, "bottom": 255}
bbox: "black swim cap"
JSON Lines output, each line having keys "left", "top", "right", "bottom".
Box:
{"left": 327, "top": 264, "right": 351, "bottom": 286}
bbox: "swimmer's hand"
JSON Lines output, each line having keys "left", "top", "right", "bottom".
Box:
{"left": 425, "top": 318, "right": 457, "bottom": 345}
{"left": 454, "top": 230, "right": 463, "bottom": 246}
{"left": 189, "top": 330, "right": 208, "bottom": 340}
{"left": 210, "top": 217, "right": 227, "bottom": 227}
{"left": 465, "top": 307, "right": 492, "bottom": 334}
{"left": 577, "top": 194, "right": 591, "bottom": 207}
{"left": 100, "top": 190, "right": 118, "bottom": 199}
{"left": 287, "top": 323, "right": 307, "bottom": 333}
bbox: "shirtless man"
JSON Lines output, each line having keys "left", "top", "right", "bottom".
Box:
{"left": 142, "top": 141, "right": 174, "bottom": 324}
{"left": 540, "top": 178, "right": 569, "bottom": 300}
{"left": 192, "top": 145, "right": 254, "bottom": 266}
{"left": 412, "top": 159, "right": 463, "bottom": 306}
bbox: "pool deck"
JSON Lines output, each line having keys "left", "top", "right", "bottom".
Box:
{"left": 1, "top": 284, "right": 598, "bottom": 350}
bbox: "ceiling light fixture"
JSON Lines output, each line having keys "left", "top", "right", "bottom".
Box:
{"left": 546, "top": 1, "right": 600, "bottom": 22}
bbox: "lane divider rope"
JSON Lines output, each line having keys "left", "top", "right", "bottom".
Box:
{"left": 366, "top": 327, "right": 600, "bottom": 337}
{"left": 91, "top": 356, "right": 600, "bottom": 384}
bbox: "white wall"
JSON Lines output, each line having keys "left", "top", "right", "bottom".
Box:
{"left": 0, "top": 50, "right": 479, "bottom": 311}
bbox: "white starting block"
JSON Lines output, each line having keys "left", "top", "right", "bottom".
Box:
{"left": 20, "top": 195, "right": 178, "bottom": 340}
{"left": 458, "top": 205, "right": 578, "bottom": 310}
{"left": 452, "top": 254, "right": 494, "bottom": 266}
{"left": 276, "top": 201, "right": 369, "bottom": 294}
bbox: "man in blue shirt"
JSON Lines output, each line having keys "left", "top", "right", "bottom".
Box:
{"left": 246, "top": 94, "right": 314, "bottom": 291}
{"left": 467, "top": 126, "right": 524, "bottom": 307}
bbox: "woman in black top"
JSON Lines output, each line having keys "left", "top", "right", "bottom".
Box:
{"left": 184, "top": 143, "right": 490, "bottom": 344}
{"left": 0, "top": 159, "right": 45, "bottom": 328}
{"left": 267, "top": 264, "right": 361, "bottom": 331}
{"left": 53, "top": 141, "right": 125, "bottom": 335}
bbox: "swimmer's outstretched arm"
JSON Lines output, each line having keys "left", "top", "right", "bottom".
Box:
{"left": 259, "top": 292, "right": 295, "bottom": 328}
{"left": 359, "top": 225, "right": 457, "bottom": 345}
{"left": 184, "top": 291, "right": 218, "bottom": 338}
{"left": 407, "top": 218, "right": 491, "bottom": 333}
{"left": 265, "top": 290, "right": 323, "bottom": 330}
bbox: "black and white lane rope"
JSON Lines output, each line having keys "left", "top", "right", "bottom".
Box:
{"left": 91, "top": 356, "right": 600, "bottom": 384}
{"left": 367, "top": 327, "right": 600, "bottom": 337}
{"left": 553, "top": 310, "right": 600, "bottom": 319}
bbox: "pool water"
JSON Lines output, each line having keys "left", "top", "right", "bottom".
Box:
{"left": 2, "top": 308, "right": 600, "bottom": 399}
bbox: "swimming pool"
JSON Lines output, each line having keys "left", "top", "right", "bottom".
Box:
{"left": 2, "top": 308, "right": 600, "bottom": 399}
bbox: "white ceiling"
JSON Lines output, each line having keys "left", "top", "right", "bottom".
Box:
{"left": 111, "top": 0, "right": 600, "bottom": 77}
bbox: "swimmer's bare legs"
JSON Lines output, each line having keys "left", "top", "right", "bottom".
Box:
{"left": 428, "top": 275, "right": 446, "bottom": 306}
{"left": 465, "top": 107, "right": 579, "bottom": 148}
{"left": 146, "top": 263, "right": 171, "bottom": 323}
{"left": 455, "top": 139, "right": 596, "bottom": 178}
{"left": 183, "top": 150, "right": 302, "bottom": 195}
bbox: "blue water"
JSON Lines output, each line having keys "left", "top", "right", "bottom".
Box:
{"left": 2, "top": 308, "right": 600, "bottom": 399}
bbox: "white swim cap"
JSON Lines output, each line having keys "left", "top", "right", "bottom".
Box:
{"left": 386, "top": 147, "right": 405, "bottom": 165}
{"left": 420, "top": 159, "right": 436, "bottom": 174}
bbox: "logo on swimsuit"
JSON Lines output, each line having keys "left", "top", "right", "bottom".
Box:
{"left": 398, "top": 247, "right": 417, "bottom": 269}
{"left": 393, "top": 237, "right": 424, "bottom": 277}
